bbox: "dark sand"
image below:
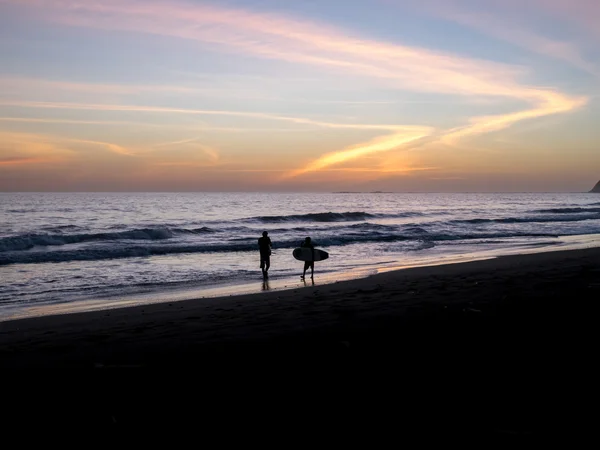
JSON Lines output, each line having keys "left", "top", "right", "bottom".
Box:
{"left": 2, "top": 247, "right": 598, "bottom": 441}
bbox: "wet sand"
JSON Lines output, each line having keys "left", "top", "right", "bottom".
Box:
{"left": 2, "top": 247, "right": 598, "bottom": 440}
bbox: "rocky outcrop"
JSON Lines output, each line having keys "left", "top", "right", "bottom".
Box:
{"left": 591, "top": 180, "right": 600, "bottom": 193}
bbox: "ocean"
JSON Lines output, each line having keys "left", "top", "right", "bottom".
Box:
{"left": 2, "top": 192, "right": 600, "bottom": 320}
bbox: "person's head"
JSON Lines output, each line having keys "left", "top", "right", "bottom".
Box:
{"left": 304, "top": 237, "right": 311, "bottom": 243}
{"left": 262, "top": 231, "right": 268, "bottom": 237}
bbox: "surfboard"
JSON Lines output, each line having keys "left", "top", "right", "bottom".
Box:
{"left": 292, "top": 247, "right": 329, "bottom": 262}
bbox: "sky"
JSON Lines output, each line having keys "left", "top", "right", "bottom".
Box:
{"left": 0, "top": 0, "right": 599, "bottom": 192}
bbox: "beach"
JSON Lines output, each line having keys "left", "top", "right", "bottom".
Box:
{"left": 1, "top": 247, "right": 598, "bottom": 439}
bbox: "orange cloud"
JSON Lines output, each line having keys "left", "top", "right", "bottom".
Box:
{"left": 0, "top": 157, "right": 48, "bottom": 166}
{"left": 284, "top": 128, "right": 432, "bottom": 178}
{"left": 0, "top": 117, "right": 159, "bottom": 127}
{"left": 443, "top": 91, "right": 588, "bottom": 143}
{"left": 0, "top": 116, "right": 306, "bottom": 133}
{"left": 64, "top": 138, "right": 136, "bottom": 156}
{"left": 0, "top": 131, "right": 73, "bottom": 166}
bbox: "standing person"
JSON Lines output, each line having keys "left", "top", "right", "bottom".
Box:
{"left": 258, "top": 231, "right": 272, "bottom": 278}
{"left": 300, "top": 236, "right": 315, "bottom": 280}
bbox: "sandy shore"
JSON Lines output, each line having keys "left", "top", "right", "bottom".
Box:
{"left": 2, "top": 247, "right": 598, "bottom": 439}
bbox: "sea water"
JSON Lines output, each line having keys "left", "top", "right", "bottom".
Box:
{"left": 2, "top": 192, "right": 600, "bottom": 320}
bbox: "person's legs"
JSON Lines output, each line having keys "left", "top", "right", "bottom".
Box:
{"left": 310, "top": 262, "right": 314, "bottom": 279}
{"left": 260, "top": 256, "right": 267, "bottom": 277}
{"left": 302, "top": 261, "right": 309, "bottom": 279}
{"left": 264, "top": 256, "right": 270, "bottom": 277}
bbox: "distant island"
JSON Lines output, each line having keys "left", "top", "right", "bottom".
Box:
{"left": 334, "top": 191, "right": 393, "bottom": 194}
{"left": 591, "top": 180, "right": 600, "bottom": 193}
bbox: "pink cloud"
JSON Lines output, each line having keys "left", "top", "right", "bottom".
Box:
{"left": 2, "top": 0, "right": 589, "bottom": 176}
{"left": 517, "top": 0, "right": 600, "bottom": 39}
{"left": 3, "top": 0, "right": 538, "bottom": 98}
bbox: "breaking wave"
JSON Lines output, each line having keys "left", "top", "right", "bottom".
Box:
{"left": 0, "top": 227, "right": 217, "bottom": 252}
{"left": 0, "top": 230, "right": 560, "bottom": 266}
{"left": 247, "top": 211, "right": 421, "bottom": 223}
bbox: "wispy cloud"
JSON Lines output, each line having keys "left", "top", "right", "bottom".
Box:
{"left": 1, "top": 0, "right": 589, "bottom": 180}
{"left": 0, "top": 116, "right": 315, "bottom": 133}
{"left": 0, "top": 156, "right": 49, "bottom": 166}
{"left": 442, "top": 91, "right": 587, "bottom": 143}
{"left": 444, "top": 12, "right": 598, "bottom": 77}
{"left": 0, "top": 116, "right": 169, "bottom": 127}
{"left": 0, "top": 100, "right": 408, "bottom": 131}
{"left": 0, "top": 130, "right": 74, "bottom": 164}
{"left": 284, "top": 128, "right": 432, "bottom": 178}
{"left": 0, "top": 76, "right": 198, "bottom": 95}
{"left": 153, "top": 137, "right": 201, "bottom": 148}
{"left": 0, "top": 75, "right": 400, "bottom": 105}
{"left": 320, "top": 166, "right": 438, "bottom": 173}
{"left": 7, "top": 0, "right": 525, "bottom": 96}
{"left": 413, "top": 0, "right": 599, "bottom": 76}
{"left": 151, "top": 137, "right": 220, "bottom": 163}
{"left": 517, "top": 0, "right": 600, "bottom": 40}
{"left": 8, "top": 1, "right": 585, "bottom": 127}
{"left": 64, "top": 138, "right": 136, "bottom": 156}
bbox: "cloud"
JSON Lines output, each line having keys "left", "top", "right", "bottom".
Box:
{"left": 0, "top": 100, "right": 407, "bottom": 131}
{"left": 0, "top": 129, "right": 135, "bottom": 160}
{"left": 443, "top": 12, "right": 598, "bottom": 76}
{"left": 284, "top": 127, "right": 432, "bottom": 178}
{"left": 0, "top": 130, "right": 73, "bottom": 165}
{"left": 4, "top": 1, "right": 577, "bottom": 97}
{"left": 515, "top": 0, "right": 600, "bottom": 40}
{"left": 0, "top": 156, "right": 48, "bottom": 166}
{"left": 412, "top": 0, "right": 599, "bottom": 76}
{"left": 320, "top": 166, "right": 438, "bottom": 173}
{"left": 9, "top": 1, "right": 585, "bottom": 117}
{"left": 1, "top": 0, "right": 589, "bottom": 180}
{"left": 151, "top": 137, "right": 220, "bottom": 164}
{"left": 64, "top": 138, "right": 136, "bottom": 156}
{"left": 0, "top": 76, "right": 198, "bottom": 95}
{"left": 442, "top": 91, "right": 587, "bottom": 143}
{"left": 0, "top": 116, "right": 167, "bottom": 127}
{"left": 0, "top": 75, "right": 403, "bottom": 105}
{"left": 0, "top": 116, "right": 314, "bottom": 133}
{"left": 7, "top": 0, "right": 525, "bottom": 95}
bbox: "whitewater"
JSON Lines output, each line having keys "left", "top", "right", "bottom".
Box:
{"left": 2, "top": 192, "right": 600, "bottom": 320}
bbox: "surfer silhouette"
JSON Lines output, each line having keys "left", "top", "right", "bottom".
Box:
{"left": 258, "top": 231, "right": 272, "bottom": 278}
{"left": 300, "top": 236, "right": 315, "bottom": 280}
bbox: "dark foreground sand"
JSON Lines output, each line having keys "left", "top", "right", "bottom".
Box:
{"left": 1, "top": 248, "right": 598, "bottom": 440}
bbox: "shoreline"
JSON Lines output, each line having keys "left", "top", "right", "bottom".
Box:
{"left": 2, "top": 245, "right": 598, "bottom": 437}
{"left": 2, "top": 245, "right": 598, "bottom": 358}
{"left": 3, "top": 232, "right": 600, "bottom": 322}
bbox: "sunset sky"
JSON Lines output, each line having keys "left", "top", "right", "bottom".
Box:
{"left": 1, "top": 0, "right": 599, "bottom": 192}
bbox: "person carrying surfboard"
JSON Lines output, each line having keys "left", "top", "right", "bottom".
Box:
{"left": 300, "top": 236, "right": 315, "bottom": 280}
{"left": 258, "top": 231, "right": 272, "bottom": 278}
